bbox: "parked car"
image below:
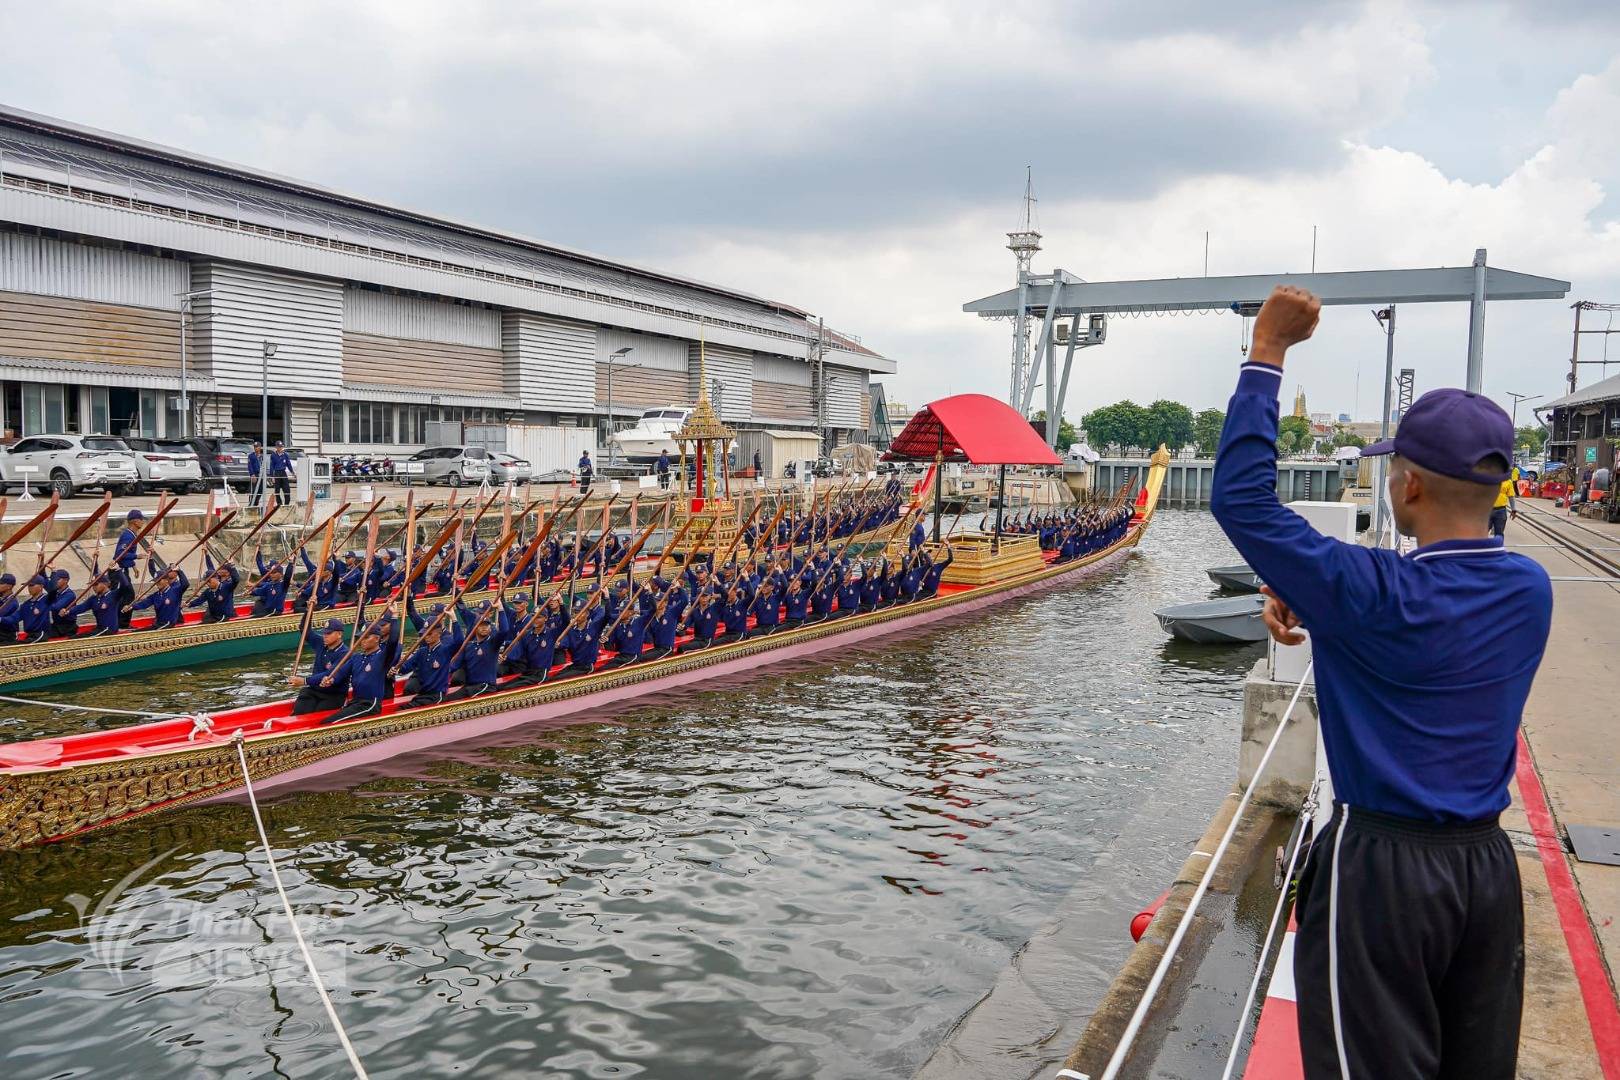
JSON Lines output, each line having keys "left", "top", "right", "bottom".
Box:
{"left": 489, "top": 452, "right": 533, "bottom": 484}
{"left": 123, "top": 437, "right": 206, "bottom": 494}
{"left": 184, "top": 437, "right": 257, "bottom": 489}
{"left": 407, "top": 445, "right": 491, "bottom": 487}
{"left": 2, "top": 434, "right": 139, "bottom": 498}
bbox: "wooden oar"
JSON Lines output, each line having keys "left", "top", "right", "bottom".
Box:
{"left": 806, "top": 497, "right": 889, "bottom": 601}
{"left": 351, "top": 515, "right": 381, "bottom": 639}
{"left": 84, "top": 494, "right": 175, "bottom": 587}
{"left": 122, "top": 510, "right": 238, "bottom": 613}
{"left": 183, "top": 502, "right": 280, "bottom": 604}
{"left": 330, "top": 495, "right": 388, "bottom": 554}
{"left": 42, "top": 491, "right": 111, "bottom": 570}
{"left": 288, "top": 516, "right": 338, "bottom": 680}
{"left": 278, "top": 501, "right": 356, "bottom": 571}
{"left": 25, "top": 494, "right": 63, "bottom": 574}
{"left": 453, "top": 503, "right": 578, "bottom": 665}
{"left": 713, "top": 497, "right": 765, "bottom": 571}
{"left": 741, "top": 495, "right": 790, "bottom": 571}
{"left": 598, "top": 506, "right": 674, "bottom": 642}
{"left": 418, "top": 519, "right": 530, "bottom": 671}
{"left": 0, "top": 491, "right": 60, "bottom": 561}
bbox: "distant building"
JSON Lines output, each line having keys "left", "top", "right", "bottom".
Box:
{"left": 1292, "top": 386, "right": 1309, "bottom": 418}
{"left": 1542, "top": 372, "right": 1620, "bottom": 472}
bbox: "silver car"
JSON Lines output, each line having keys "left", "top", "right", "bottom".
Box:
{"left": 123, "top": 437, "right": 206, "bottom": 495}
{"left": 406, "top": 445, "right": 491, "bottom": 487}
{"left": 3, "top": 434, "right": 139, "bottom": 499}
{"left": 489, "top": 452, "right": 533, "bottom": 484}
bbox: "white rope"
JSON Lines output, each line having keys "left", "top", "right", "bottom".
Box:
{"left": 233, "top": 733, "right": 370, "bottom": 1079}
{"left": 0, "top": 693, "right": 189, "bottom": 719}
{"left": 1089, "top": 662, "right": 1314, "bottom": 1080}
{"left": 1219, "top": 778, "right": 1320, "bottom": 1080}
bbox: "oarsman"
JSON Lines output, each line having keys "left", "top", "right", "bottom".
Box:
{"left": 289, "top": 618, "right": 351, "bottom": 714}
{"left": 507, "top": 594, "right": 568, "bottom": 685}
{"left": 268, "top": 440, "right": 293, "bottom": 509}
{"left": 113, "top": 509, "right": 144, "bottom": 624}
{"left": 1211, "top": 285, "right": 1550, "bottom": 1079}
{"left": 603, "top": 598, "right": 651, "bottom": 667}
{"left": 446, "top": 602, "right": 502, "bottom": 699}
{"left": 750, "top": 575, "right": 783, "bottom": 635}
{"left": 295, "top": 548, "right": 340, "bottom": 611}
{"left": 13, "top": 576, "right": 51, "bottom": 644}
{"left": 66, "top": 575, "right": 120, "bottom": 636}
{"left": 318, "top": 619, "right": 391, "bottom": 724}
{"left": 250, "top": 555, "right": 289, "bottom": 617}
{"left": 562, "top": 599, "right": 608, "bottom": 673}
{"left": 919, "top": 545, "right": 953, "bottom": 598}
{"left": 399, "top": 596, "right": 459, "bottom": 707}
{"left": 834, "top": 568, "right": 862, "bottom": 618}
{"left": 0, "top": 574, "right": 16, "bottom": 643}
{"left": 46, "top": 569, "right": 78, "bottom": 638}
{"left": 336, "top": 551, "right": 365, "bottom": 605}
{"left": 680, "top": 587, "right": 720, "bottom": 649}
{"left": 189, "top": 559, "right": 240, "bottom": 624}
{"left": 128, "top": 566, "right": 189, "bottom": 629}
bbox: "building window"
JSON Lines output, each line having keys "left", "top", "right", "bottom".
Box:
{"left": 376, "top": 403, "right": 394, "bottom": 443}
{"left": 321, "top": 401, "right": 344, "bottom": 443}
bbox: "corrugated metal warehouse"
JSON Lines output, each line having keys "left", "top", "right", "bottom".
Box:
{"left": 0, "top": 104, "right": 892, "bottom": 472}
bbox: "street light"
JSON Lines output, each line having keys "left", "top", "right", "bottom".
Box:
{"left": 175, "top": 288, "right": 218, "bottom": 438}
{"left": 261, "top": 340, "right": 278, "bottom": 500}
{"left": 605, "top": 346, "right": 634, "bottom": 466}
{"left": 1505, "top": 391, "right": 1542, "bottom": 429}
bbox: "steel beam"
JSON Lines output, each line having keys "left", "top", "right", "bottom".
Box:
{"left": 1020, "top": 277, "right": 1064, "bottom": 417}
{"left": 966, "top": 262, "right": 1569, "bottom": 317}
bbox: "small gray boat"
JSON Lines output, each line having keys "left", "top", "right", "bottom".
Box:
{"left": 1205, "top": 563, "right": 1262, "bottom": 593}
{"left": 1155, "top": 595, "right": 1268, "bottom": 644}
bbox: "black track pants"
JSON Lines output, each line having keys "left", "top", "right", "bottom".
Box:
{"left": 1294, "top": 803, "right": 1523, "bottom": 1080}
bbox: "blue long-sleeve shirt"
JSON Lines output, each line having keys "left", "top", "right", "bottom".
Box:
{"left": 131, "top": 570, "right": 188, "bottom": 628}
{"left": 1210, "top": 362, "right": 1552, "bottom": 823}
{"left": 68, "top": 589, "right": 121, "bottom": 633}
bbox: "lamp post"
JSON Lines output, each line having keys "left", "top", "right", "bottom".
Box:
{"left": 1505, "top": 392, "right": 1542, "bottom": 430}
{"left": 605, "top": 346, "right": 633, "bottom": 466}
{"left": 261, "top": 340, "right": 278, "bottom": 500}
{"left": 175, "top": 288, "right": 218, "bottom": 438}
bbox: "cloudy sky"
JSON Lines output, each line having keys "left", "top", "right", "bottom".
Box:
{"left": 5, "top": 0, "right": 1620, "bottom": 425}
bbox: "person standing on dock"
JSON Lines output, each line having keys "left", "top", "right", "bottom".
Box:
{"left": 578, "top": 450, "right": 594, "bottom": 495}
{"left": 1211, "top": 285, "right": 1551, "bottom": 1080}
{"left": 268, "top": 440, "right": 293, "bottom": 509}
{"left": 656, "top": 449, "right": 671, "bottom": 489}
{"left": 247, "top": 442, "right": 264, "bottom": 508}
{"left": 1489, "top": 465, "right": 1519, "bottom": 538}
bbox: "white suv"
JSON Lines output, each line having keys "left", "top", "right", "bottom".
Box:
{"left": 3, "top": 434, "right": 139, "bottom": 499}
{"left": 407, "top": 445, "right": 491, "bottom": 487}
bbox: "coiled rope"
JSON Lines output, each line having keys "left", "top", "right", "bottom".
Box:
{"left": 233, "top": 732, "right": 370, "bottom": 1079}
{"left": 1079, "top": 661, "right": 1314, "bottom": 1080}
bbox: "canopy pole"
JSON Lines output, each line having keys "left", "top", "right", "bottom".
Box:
{"left": 994, "top": 464, "right": 1006, "bottom": 552}
{"left": 932, "top": 442, "right": 944, "bottom": 543}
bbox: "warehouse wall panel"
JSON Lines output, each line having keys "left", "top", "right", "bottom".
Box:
{"left": 825, "top": 365, "right": 866, "bottom": 427}
{"left": 752, "top": 353, "right": 811, "bottom": 386}
{"left": 0, "top": 290, "right": 180, "bottom": 369}
{"left": 596, "top": 363, "right": 686, "bottom": 410}
{"left": 343, "top": 332, "right": 504, "bottom": 392}
{"left": 502, "top": 311, "right": 595, "bottom": 411}
{"left": 751, "top": 379, "right": 814, "bottom": 422}
{"left": 596, "top": 328, "right": 687, "bottom": 373}
{"left": 0, "top": 231, "right": 187, "bottom": 310}
{"left": 191, "top": 261, "right": 343, "bottom": 396}
{"left": 687, "top": 342, "right": 752, "bottom": 423}
{"left": 343, "top": 288, "right": 500, "bottom": 349}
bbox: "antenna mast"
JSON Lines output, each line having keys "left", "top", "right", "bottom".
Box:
{"left": 1006, "top": 167, "right": 1043, "bottom": 410}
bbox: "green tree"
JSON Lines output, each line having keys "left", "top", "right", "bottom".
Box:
{"left": 1032, "top": 410, "right": 1079, "bottom": 451}
{"left": 1144, "top": 399, "right": 1195, "bottom": 451}
{"left": 1193, "top": 408, "right": 1225, "bottom": 456}
{"left": 1515, "top": 425, "right": 1548, "bottom": 456}
{"left": 1081, "top": 400, "right": 1149, "bottom": 452}
{"left": 1277, "top": 415, "right": 1314, "bottom": 456}
{"left": 1331, "top": 430, "right": 1366, "bottom": 449}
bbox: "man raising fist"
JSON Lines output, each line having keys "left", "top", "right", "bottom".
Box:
{"left": 1211, "top": 285, "right": 1550, "bottom": 1079}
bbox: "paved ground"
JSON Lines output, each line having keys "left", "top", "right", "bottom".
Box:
{"left": 1503, "top": 504, "right": 1620, "bottom": 1078}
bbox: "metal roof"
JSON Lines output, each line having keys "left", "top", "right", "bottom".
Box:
{"left": 1541, "top": 370, "right": 1620, "bottom": 411}
{"left": 0, "top": 354, "right": 217, "bottom": 392}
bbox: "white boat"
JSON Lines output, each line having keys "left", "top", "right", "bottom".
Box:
{"left": 612, "top": 405, "right": 735, "bottom": 463}
{"left": 1154, "top": 595, "right": 1268, "bottom": 644}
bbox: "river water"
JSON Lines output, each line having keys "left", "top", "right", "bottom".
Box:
{"left": 0, "top": 510, "right": 1262, "bottom": 1079}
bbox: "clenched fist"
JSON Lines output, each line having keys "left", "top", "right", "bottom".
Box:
{"left": 1249, "top": 285, "right": 1321, "bottom": 367}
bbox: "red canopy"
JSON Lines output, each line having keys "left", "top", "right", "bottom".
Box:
{"left": 885, "top": 393, "right": 1062, "bottom": 466}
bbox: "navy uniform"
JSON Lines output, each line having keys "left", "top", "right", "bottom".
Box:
{"left": 247, "top": 444, "right": 264, "bottom": 507}
{"left": 656, "top": 449, "right": 671, "bottom": 488}
{"left": 321, "top": 629, "right": 391, "bottom": 724}
{"left": 47, "top": 570, "right": 78, "bottom": 638}
{"left": 268, "top": 441, "right": 293, "bottom": 507}
{"left": 130, "top": 568, "right": 188, "bottom": 629}
{"left": 252, "top": 553, "right": 290, "bottom": 617}
{"left": 113, "top": 510, "right": 144, "bottom": 625}
{"left": 15, "top": 576, "right": 54, "bottom": 643}
{"left": 0, "top": 573, "right": 17, "bottom": 643}
{"left": 1212, "top": 319, "right": 1550, "bottom": 1078}
{"left": 67, "top": 579, "right": 121, "bottom": 636}
{"left": 293, "top": 619, "right": 351, "bottom": 714}
{"left": 447, "top": 613, "right": 501, "bottom": 699}
{"left": 578, "top": 451, "right": 594, "bottom": 495}
{"left": 188, "top": 560, "right": 240, "bottom": 623}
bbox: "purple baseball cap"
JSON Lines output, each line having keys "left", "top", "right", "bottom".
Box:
{"left": 1360, "top": 388, "right": 1513, "bottom": 484}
